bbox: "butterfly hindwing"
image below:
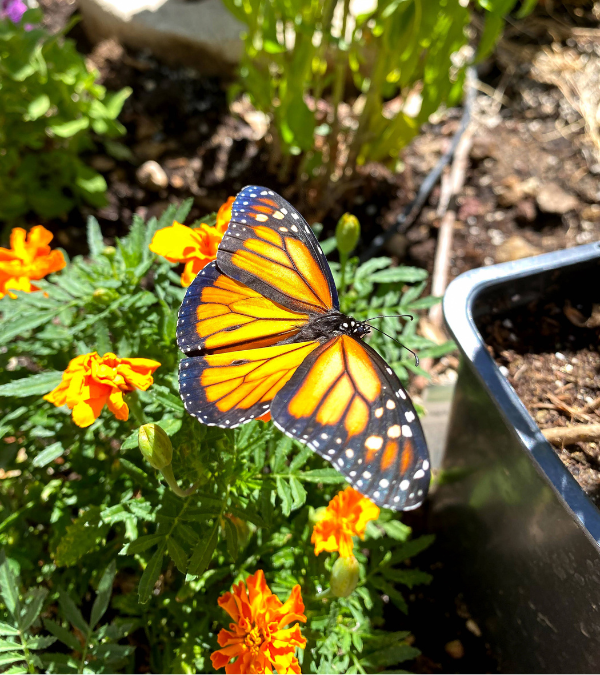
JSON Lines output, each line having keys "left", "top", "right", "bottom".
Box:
{"left": 217, "top": 185, "right": 339, "bottom": 315}
{"left": 270, "top": 335, "right": 430, "bottom": 510}
{"left": 179, "top": 341, "right": 320, "bottom": 428}
{"left": 177, "top": 261, "right": 309, "bottom": 356}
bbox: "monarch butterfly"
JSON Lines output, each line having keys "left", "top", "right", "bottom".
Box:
{"left": 176, "top": 186, "right": 430, "bottom": 511}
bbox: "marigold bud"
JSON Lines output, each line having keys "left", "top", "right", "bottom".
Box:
{"left": 92, "top": 287, "right": 118, "bottom": 304}
{"left": 102, "top": 246, "right": 116, "bottom": 258}
{"left": 330, "top": 554, "right": 360, "bottom": 598}
{"left": 335, "top": 213, "right": 360, "bottom": 256}
{"left": 138, "top": 423, "right": 173, "bottom": 470}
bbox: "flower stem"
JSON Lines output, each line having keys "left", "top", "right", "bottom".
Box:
{"left": 160, "top": 464, "right": 199, "bottom": 498}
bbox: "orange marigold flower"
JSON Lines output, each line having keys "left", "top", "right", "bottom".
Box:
{"left": 44, "top": 352, "right": 160, "bottom": 428}
{"left": 211, "top": 569, "right": 307, "bottom": 675}
{"left": 311, "top": 486, "right": 380, "bottom": 558}
{"left": 0, "top": 225, "right": 66, "bottom": 299}
{"left": 149, "top": 196, "right": 235, "bottom": 287}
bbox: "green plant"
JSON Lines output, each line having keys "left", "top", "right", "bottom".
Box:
{"left": 0, "top": 551, "right": 56, "bottom": 674}
{"left": 0, "top": 9, "right": 131, "bottom": 220}
{"left": 223, "top": 0, "right": 532, "bottom": 187}
{"left": 0, "top": 202, "right": 452, "bottom": 672}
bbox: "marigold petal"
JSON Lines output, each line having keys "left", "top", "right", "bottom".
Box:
{"left": 275, "top": 585, "right": 306, "bottom": 627}
{"left": 149, "top": 222, "right": 203, "bottom": 263}
{"left": 107, "top": 390, "right": 129, "bottom": 421}
{"left": 218, "top": 591, "right": 241, "bottom": 624}
{"left": 71, "top": 395, "right": 107, "bottom": 427}
{"left": 43, "top": 378, "right": 70, "bottom": 407}
{"left": 211, "top": 642, "right": 246, "bottom": 670}
{"left": 216, "top": 196, "right": 235, "bottom": 233}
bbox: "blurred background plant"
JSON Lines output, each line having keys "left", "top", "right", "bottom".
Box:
{"left": 0, "top": 202, "right": 446, "bottom": 673}
{"left": 222, "top": 0, "right": 534, "bottom": 196}
{"left": 0, "top": 7, "right": 130, "bottom": 222}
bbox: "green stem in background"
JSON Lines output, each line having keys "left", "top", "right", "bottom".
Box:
{"left": 19, "top": 633, "right": 35, "bottom": 675}
{"left": 327, "top": 0, "right": 351, "bottom": 180}
{"left": 339, "top": 251, "right": 348, "bottom": 304}
{"left": 79, "top": 634, "right": 91, "bottom": 674}
{"left": 160, "top": 464, "right": 199, "bottom": 498}
{"left": 128, "top": 389, "right": 147, "bottom": 427}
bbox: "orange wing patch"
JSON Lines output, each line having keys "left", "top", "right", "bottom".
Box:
{"left": 217, "top": 186, "right": 338, "bottom": 315}
{"left": 177, "top": 261, "right": 308, "bottom": 355}
{"left": 230, "top": 234, "right": 332, "bottom": 313}
{"left": 287, "top": 336, "right": 379, "bottom": 441}
{"left": 180, "top": 341, "right": 320, "bottom": 427}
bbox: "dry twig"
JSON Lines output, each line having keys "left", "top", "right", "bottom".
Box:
{"left": 543, "top": 424, "right": 600, "bottom": 445}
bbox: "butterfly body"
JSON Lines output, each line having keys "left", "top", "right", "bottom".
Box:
{"left": 291, "top": 310, "right": 370, "bottom": 344}
{"left": 177, "top": 186, "right": 431, "bottom": 511}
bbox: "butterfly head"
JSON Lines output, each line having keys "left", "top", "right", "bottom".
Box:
{"left": 295, "top": 311, "right": 370, "bottom": 343}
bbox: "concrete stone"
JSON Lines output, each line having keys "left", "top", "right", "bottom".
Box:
{"left": 79, "top": 0, "right": 244, "bottom": 75}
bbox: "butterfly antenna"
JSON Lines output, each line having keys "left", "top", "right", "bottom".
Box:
{"left": 364, "top": 314, "right": 414, "bottom": 322}
{"left": 366, "top": 323, "right": 419, "bottom": 367}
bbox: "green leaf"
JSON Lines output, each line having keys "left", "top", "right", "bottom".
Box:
{"left": 50, "top": 117, "right": 89, "bottom": 137}
{"left": 188, "top": 524, "right": 218, "bottom": 576}
{"left": 0, "top": 371, "right": 62, "bottom": 398}
{"left": 276, "top": 477, "right": 292, "bottom": 517}
{"left": 33, "top": 442, "right": 64, "bottom": 468}
{"left": 382, "top": 568, "right": 433, "bottom": 588}
{"left": 27, "top": 94, "right": 50, "bottom": 120}
{"left": 120, "top": 534, "right": 164, "bottom": 556}
{"left": 0, "top": 654, "right": 26, "bottom": 667}
{"left": 0, "top": 309, "right": 63, "bottom": 345}
{"left": 25, "top": 635, "right": 57, "bottom": 650}
{"left": 300, "top": 468, "right": 346, "bottom": 484}
{"left": 223, "top": 517, "right": 238, "bottom": 561}
{"left": 103, "top": 87, "right": 132, "bottom": 119}
{"left": 90, "top": 560, "right": 116, "bottom": 630}
{"left": 289, "top": 476, "right": 307, "bottom": 510}
{"left": 20, "top": 587, "right": 47, "bottom": 632}
{"left": 53, "top": 507, "right": 108, "bottom": 567}
{"left": 389, "top": 534, "right": 435, "bottom": 565}
{"left": 271, "top": 436, "right": 292, "bottom": 473}
{"left": 138, "top": 543, "right": 165, "bottom": 604}
{"left": 58, "top": 589, "right": 90, "bottom": 637}
{"left": 380, "top": 519, "right": 411, "bottom": 542}
{"left": 149, "top": 386, "right": 184, "bottom": 413}
{"left": 86, "top": 217, "right": 105, "bottom": 258}
{"left": 369, "top": 267, "right": 428, "bottom": 284}
{"left": 120, "top": 431, "right": 138, "bottom": 451}
{"left": 0, "top": 624, "right": 19, "bottom": 637}
{"left": 0, "top": 639, "right": 21, "bottom": 653}
{"left": 166, "top": 537, "right": 188, "bottom": 574}
{"left": 0, "top": 552, "right": 20, "bottom": 619}
{"left": 43, "top": 619, "right": 81, "bottom": 652}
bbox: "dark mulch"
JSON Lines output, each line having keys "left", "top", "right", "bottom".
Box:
{"left": 482, "top": 289, "right": 600, "bottom": 507}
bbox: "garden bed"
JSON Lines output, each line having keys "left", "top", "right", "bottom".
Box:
{"left": 482, "top": 279, "right": 600, "bottom": 507}
{"left": 8, "top": 2, "right": 597, "bottom": 673}
{"left": 35, "top": 1, "right": 600, "bottom": 280}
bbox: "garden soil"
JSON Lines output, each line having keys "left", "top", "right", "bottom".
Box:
{"left": 29, "top": 0, "right": 600, "bottom": 672}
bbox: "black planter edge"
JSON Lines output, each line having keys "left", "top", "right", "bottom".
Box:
{"left": 442, "top": 241, "right": 600, "bottom": 547}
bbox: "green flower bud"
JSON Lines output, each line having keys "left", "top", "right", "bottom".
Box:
{"left": 138, "top": 423, "right": 173, "bottom": 470}
{"left": 102, "top": 246, "right": 116, "bottom": 258}
{"left": 92, "top": 287, "right": 118, "bottom": 304}
{"left": 330, "top": 554, "right": 360, "bottom": 598}
{"left": 336, "top": 213, "right": 360, "bottom": 256}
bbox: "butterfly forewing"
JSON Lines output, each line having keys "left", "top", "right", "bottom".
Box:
{"left": 217, "top": 186, "right": 339, "bottom": 315}
{"left": 177, "top": 261, "right": 309, "bottom": 356}
{"left": 270, "top": 335, "right": 430, "bottom": 510}
{"left": 179, "top": 341, "right": 320, "bottom": 428}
